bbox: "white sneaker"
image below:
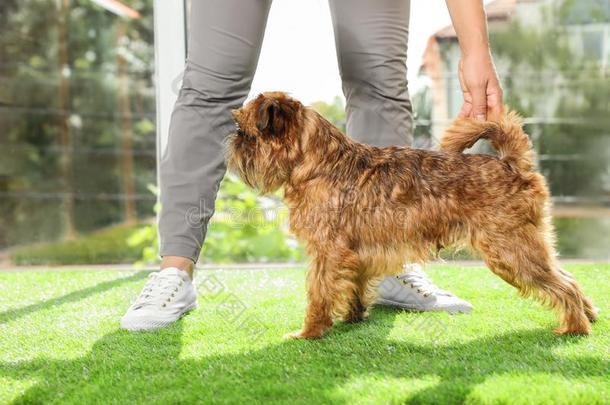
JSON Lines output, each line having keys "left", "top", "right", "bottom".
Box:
{"left": 376, "top": 264, "right": 473, "bottom": 314}
{"left": 121, "top": 267, "right": 198, "bottom": 331}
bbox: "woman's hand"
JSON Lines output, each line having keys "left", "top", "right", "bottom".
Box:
{"left": 445, "top": 0, "right": 504, "bottom": 120}
{"left": 458, "top": 51, "right": 503, "bottom": 120}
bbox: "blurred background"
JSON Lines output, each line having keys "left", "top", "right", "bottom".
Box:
{"left": 0, "top": 0, "right": 608, "bottom": 267}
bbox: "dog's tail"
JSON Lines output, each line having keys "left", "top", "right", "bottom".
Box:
{"left": 439, "top": 110, "right": 535, "bottom": 172}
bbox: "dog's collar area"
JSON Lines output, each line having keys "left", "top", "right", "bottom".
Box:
{"left": 234, "top": 121, "right": 247, "bottom": 138}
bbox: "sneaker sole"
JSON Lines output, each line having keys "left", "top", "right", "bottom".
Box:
{"left": 121, "top": 302, "right": 199, "bottom": 332}
{"left": 374, "top": 298, "right": 472, "bottom": 315}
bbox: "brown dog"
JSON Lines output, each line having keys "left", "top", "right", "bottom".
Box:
{"left": 228, "top": 91, "right": 597, "bottom": 339}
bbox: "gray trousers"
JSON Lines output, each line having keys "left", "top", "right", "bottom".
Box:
{"left": 159, "top": 0, "right": 413, "bottom": 262}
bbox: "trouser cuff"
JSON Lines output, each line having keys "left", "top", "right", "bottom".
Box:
{"left": 159, "top": 242, "right": 201, "bottom": 264}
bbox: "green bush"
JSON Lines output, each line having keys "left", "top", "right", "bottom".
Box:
{"left": 554, "top": 217, "right": 610, "bottom": 259}
{"left": 201, "top": 173, "right": 303, "bottom": 263}
{"left": 11, "top": 222, "right": 148, "bottom": 265}
{"left": 11, "top": 198, "right": 608, "bottom": 266}
{"left": 128, "top": 175, "right": 304, "bottom": 265}
{"left": 9, "top": 177, "right": 305, "bottom": 266}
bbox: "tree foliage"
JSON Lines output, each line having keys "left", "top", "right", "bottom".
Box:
{"left": 489, "top": 1, "right": 610, "bottom": 199}
{"left": 0, "top": 0, "right": 156, "bottom": 249}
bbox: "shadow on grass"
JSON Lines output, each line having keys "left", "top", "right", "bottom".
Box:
{"left": 1, "top": 308, "right": 606, "bottom": 404}
{"left": 0, "top": 271, "right": 149, "bottom": 325}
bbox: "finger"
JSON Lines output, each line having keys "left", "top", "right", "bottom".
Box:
{"left": 459, "top": 101, "right": 472, "bottom": 118}
{"left": 487, "top": 99, "right": 503, "bottom": 121}
{"left": 458, "top": 89, "right": 473, "bottom": 117}
{"left": 470, "top": 83, "right": 488, "bottom": 121}
{"left": 486, "top": 85, "right": 504, "bottom": 120}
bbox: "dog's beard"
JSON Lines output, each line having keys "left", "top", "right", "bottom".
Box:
{"left": 228, "top": 135, "right": 286, "bottom": 194}
{"left": 227, "top": 134, "right": 258, "bottom": 189}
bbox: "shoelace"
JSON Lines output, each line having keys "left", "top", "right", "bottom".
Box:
{"left": 396, "top": 268, "right": 452, "bottom": 298}
{"left": 132, "top": 272, "right": 184, "bottom": 309}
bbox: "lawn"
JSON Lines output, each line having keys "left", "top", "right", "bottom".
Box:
{"left": 0, "top": 264, "right": 608, "bottom": 404}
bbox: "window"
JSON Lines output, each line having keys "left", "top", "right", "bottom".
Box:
{"left": 0, "top": 0, "right": 157, "bottom": 263}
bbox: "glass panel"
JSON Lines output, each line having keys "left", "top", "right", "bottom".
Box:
{"left": 560, "top": 0, "right": 610, "bottom": 24}
{"left": 582, "top": 28, "right": 604, "bottom": 59}
{"left": 0, "top": 0, "right": 156, "bottom": 265}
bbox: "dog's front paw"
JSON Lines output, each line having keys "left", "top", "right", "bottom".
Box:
{"left": 553, "top": 325, "right": 590, "bottom": 336}
{"left": 283, "top": 330, "right": 323, "bottom": 340}
{"left": 343, "top": 309, "right": 369, "bottom": 324}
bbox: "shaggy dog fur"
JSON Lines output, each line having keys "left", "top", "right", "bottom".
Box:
{"left": 228, "top": 91, "right": 597, "bottom": 339}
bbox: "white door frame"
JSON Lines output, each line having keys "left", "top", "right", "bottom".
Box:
{"left": 153, "top": 0, "right": 187, "bottom": 186}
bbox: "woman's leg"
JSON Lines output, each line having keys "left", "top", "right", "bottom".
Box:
{"left": 328, "top": 0, "right": 413, "bottom": 147}
{"left": 122, "top": 0, "right": 272, "bottom": 331}
{"left": 329, "top": 0, "right": 473, "bottom": 314}
{"left": 159, "top": 0, "right": 272, "bottom": 267}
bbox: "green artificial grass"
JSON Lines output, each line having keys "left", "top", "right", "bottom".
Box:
{"left": 0, "top": 264, "right": 608, "bottom": 404}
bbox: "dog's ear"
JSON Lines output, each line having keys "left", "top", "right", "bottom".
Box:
{"left": 256, "top": 98, "right": 280, "bottom": 135}
{"left": 256, "top": 95, "right": 296, "bottom": 136}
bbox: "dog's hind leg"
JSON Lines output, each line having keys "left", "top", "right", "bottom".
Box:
{"left": 555, "top": 267, "right": 598, "bottom": 323}
{"left": 285, "top": 246, "right": 360, "bottom": 339}
{"left": 476, "top": 225, "right": 592, "bottom": 335}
